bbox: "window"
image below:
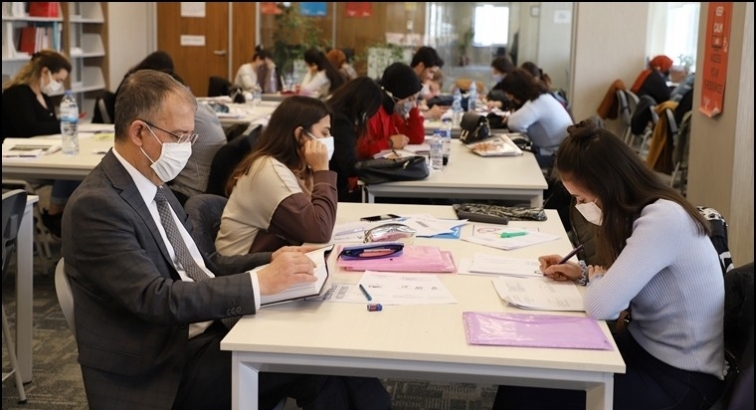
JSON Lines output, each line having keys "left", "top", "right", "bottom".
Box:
{"left": 665, "top": 2, "right": 700, "bottom": 69}
{"left": 473, "top": 5, "right": 509, "bottom": 46}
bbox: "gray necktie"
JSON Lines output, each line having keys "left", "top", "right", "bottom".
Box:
{"left": 154, "top": 188, "right": 238, "bottom": 328}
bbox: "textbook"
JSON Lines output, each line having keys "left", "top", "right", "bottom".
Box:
{"left": 259, "top": 246, "right": 333, "bottom": 306}
{"left": 2, "top": 138, "right": 61, "bottom": 158}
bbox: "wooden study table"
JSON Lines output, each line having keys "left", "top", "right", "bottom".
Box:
{"left": 362, "top": 139, "right": 548, "bottom": 206}
{"left": 221, "top": 203, "right": 626, "bottom": 410}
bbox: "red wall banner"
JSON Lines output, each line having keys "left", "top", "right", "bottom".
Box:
{"left": 699, "top": 2, "right": 732, "bottom": 118}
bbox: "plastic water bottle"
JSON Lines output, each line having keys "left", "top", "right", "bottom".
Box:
{"left": 468, "top": 83, "right": 478, "bottom": 112}
{"left": 441, "top": 118, "right": 452, "bottom": 165}
{"left": 451, "top": 88, "right": 463, "bottom": 126}
{"left": 252, "top": 84, "right": 262, "bottom": 106}
{"left": 429, "top": 131, "right": 443, "bottom": 171}
{"left": 60, "top": 91, "right": 79, "bottom": 156}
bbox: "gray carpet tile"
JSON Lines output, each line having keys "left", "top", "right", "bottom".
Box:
{"left": 3, "top": 242, "right": 496, "bottom": 410}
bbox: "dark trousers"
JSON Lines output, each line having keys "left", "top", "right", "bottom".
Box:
{"left": 172, "top": 322, "right": 391, "bottom": 410}
{"left": 493, "top": 332, "right": 724, "bottom": 410}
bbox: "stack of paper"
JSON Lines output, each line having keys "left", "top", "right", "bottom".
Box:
{"left": 358, "top": 271, "right": 457, "bottom": 305}
{"left": 2, "top": 139, "right": 61, "bottom": 159}
{"left": 492, "top": 276, "right": 584, "bottom": 311}
{"left": 398, "top": 214, "right": 467, "bottom": 238}
{"left": 464, "top": 253, "right": 542, "bottom": 277}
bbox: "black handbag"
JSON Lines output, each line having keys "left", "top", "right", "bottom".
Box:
{"left": 459, "top": 112, "right": 491, "bottom": 144}
{"left": 354, "top": 156, "right": 429, "bottom": 185}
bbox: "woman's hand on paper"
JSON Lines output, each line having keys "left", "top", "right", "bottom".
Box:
{"left": 257, "top": 251, "right": 317, "bottom": 295}
{"left": 389, "top": 134, "right": 410, "bottom": 149}
{"left": 539, "top": 254, "right": 582, "bottom": 282}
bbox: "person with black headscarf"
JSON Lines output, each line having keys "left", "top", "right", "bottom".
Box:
{"left": 356, "top": 62, "right": 424, "bottom": 159}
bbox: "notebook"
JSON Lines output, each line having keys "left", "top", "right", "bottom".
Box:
{"left": 2, "top": 138, "right": 61, "bottom": 158}
{"left": 337, "top": 245, "right": 456, "bottom": 273}
{"left": 259, "top": 246, "right": 333, "bottom": 306}
{"left": 462, "top": 312, "right": 613, "bottom": 350}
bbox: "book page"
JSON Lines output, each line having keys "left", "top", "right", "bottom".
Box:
{"left": 259, "top": 246, "right": 332, "bottom": 306}
{"left": 492, "top": 277, "right": 584, "bottom": 311}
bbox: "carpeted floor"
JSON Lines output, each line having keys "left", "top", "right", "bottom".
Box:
{"left": 2, "top": 241, "right": 496, "bottom": 410}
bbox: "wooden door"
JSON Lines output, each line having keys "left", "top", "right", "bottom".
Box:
{"left": 156, "top": 2, "right": 229, "bottom": 97}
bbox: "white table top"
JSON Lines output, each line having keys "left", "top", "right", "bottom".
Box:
{"left": 364, "top": 139, "right": 547, "bottom": 200}
{"left": 221, "top": 203, "right": 626, "bottom": 375}
{"left": 2, "top": 125, "right": 113, "bottom": 181}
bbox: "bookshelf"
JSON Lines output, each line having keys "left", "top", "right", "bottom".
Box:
{"left": 1, "top": 2, "right": 108, "bottom": 120}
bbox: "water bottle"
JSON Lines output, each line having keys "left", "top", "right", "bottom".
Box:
{"left": 429, "top": 131, "right": 443, "bottom": 171}
{"left": 468, "top": 83, "right": 478, "bottom": 112}
{"left": 60, "top": 90, "right": 79, "bottom": 156}
{"left": 451, "top": 88, "right": 463, "bottom": 126}
{"left": 252, "top": 84, "right": 262, "bottom": 106}
{"left": 441, "top": 118, "right": 452, "bottom": 165}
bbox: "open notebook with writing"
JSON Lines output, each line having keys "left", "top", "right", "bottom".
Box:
{"left": 260, "top": 245, "right": 333, "bottom": 306}
{"left": 2, "top": 138, "right": 61, "bottom": 158}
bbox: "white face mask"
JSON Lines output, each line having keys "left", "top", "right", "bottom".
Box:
{"left": 307, "top": 131, "right": 335, "bottom": 161}
{"left": 575, "top": 201, "right": 603, "bottom": 226}
{"left": 140, "top": 127, "right": 192, "bottom": 182}
{"left": 42, "top": 71, "right": 63, "bottom": 95}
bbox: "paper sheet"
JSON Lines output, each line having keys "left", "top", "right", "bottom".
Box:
{"left": 467, "top": 253, "right": 542, "bottom": 277}
{"left": 358, "top": 271, "right": 457, "bottom": 305}
{"left": 463, "top": 225, "right": 559, "bottom": 250}
{"left": 492, "top": 277, "right": 584, "bottom": 311}
{"left": 315, "top": 283, "right": 368, "bottom": 304}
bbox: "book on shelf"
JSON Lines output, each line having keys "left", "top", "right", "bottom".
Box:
{"left": 259, "top": 245, "right": 334, "bottom": 306}
{"left": 28, "top": 2, "right": 60, "bottom": 18}
{"left": 3, "top": 2, "right": 28, "bottom": 18}
{"left": 16, "top": 24, "right": 60, "bottom": 55}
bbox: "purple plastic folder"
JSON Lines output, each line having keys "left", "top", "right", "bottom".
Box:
{"left": 462, "top": 312, "right": 614, "bottom": 350}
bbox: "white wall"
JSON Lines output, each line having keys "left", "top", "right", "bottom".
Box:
{"left": 516, "top": 2, "right": 540, "bottom": 65}
{"left": 537, "top": 2, "right": 573, "bottom": 91}
{"left": 570, "top": 2, "right": 649, "bottom": 132}
{"left": 107, "top": 2, "right": 154, "bottom": 91}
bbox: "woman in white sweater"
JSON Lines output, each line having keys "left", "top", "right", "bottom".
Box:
{"left": 493, "top": 121, "right": 725, "bottom": 410}
{"left": 298, "top": 49, "right": 345, "bottom": 99}
{"left": 500, "top": 68, "right": 573, "bottom": 169}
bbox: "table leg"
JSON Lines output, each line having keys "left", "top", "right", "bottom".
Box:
{"left": 16, "top": 203, "right": 34, "bottom": 383}
{"left": 585, "top": 374, "right": 614, "bottom": 410}
{"left": 530, "top": 192, "right": 544, "bottom": 207}
{"left": 231, "top": 353, "right": 260, "bottom": 410}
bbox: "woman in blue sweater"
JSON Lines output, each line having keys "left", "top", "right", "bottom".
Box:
{"left": 494, "top": 120, "right": 725, "bottom": 410}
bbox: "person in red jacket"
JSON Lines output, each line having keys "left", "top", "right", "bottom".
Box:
{"left": 357, "top": 63, "right": 424, "bottom": 159}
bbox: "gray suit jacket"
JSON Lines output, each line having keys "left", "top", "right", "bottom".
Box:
{"left": 62, "top": 151, "right": 267, "bottom": 410}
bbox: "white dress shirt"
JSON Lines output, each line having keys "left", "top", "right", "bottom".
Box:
{"left": 113, "top": 148, "right": 261, "bottom": 338}
{"left": 300, "top": 70, "right": 331, "bottom": 98}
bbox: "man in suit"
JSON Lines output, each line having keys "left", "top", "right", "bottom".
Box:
{"left": 62, "top": 70, "right": 388, "bottom": 410}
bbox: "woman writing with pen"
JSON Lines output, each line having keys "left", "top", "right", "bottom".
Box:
{"left": 356, "top": 63, "right": 425, "bottom": 160}
{"left": 493, "top": 120, "right": 725, "bottom": 410}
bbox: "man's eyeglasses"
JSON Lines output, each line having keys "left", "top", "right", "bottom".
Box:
{"left": 141, "top": 119, "right": 198, "bottom": 145}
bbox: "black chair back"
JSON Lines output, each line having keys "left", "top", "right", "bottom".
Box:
{"left": 92, "top": 91, "right": 116, "bottom": 124}
{"left": 208, "top": 76, "right": 232, "bottom": 97}
{"left": 205, "top": 126, "right": 262, "bottom": 197}
{"left": 2, "top": 190, "right": 28, "bottom": 278}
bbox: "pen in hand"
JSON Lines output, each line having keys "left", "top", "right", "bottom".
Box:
{"left": 358, "top": 284, "right": 373, "bottom": 301}
{"left": 557, "top": 244, "right": 585, "bottom": 265}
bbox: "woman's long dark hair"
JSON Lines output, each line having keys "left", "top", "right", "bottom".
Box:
{"left": 304, "top": 49, "right": 345, "bottom": 94}
{"left": 226, "top": 96, "right": 331, "bottom": 195}
{"left": 326, "top": 77, "right": 382, "bottom": 138}
{"left": 555, "top": 120, "right": 710, "bottom": 266}
{"left": 498, "top": 68, "right": 549, "bottom": 103}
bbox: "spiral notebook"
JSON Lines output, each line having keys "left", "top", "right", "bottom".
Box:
{"left": 462, "top": 312, "right": 613, "bottom": 350}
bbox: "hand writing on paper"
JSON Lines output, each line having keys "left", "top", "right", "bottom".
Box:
{"left": 538, "top": 254, "right": 582, "bottom": 282}
{"left": 389, "top": 134, "right": 410, "bottom": 149}
{"left": 257, "top": 252, "right": 316, "bottom": 295}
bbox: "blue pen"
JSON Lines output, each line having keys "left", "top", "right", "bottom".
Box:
{"left": 358, "top": 284, "right": 373, "bottom": 301}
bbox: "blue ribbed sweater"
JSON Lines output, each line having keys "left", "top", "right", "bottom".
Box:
{"left": 585, "top": 199, "right": 725, "bottom": 378}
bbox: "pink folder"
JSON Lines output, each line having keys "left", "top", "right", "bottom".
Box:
{"left": 462, "top": 312, "right": 613, "bottom": 350}
{"left": 337, "top": 245, "right": 456, "bottom": 273}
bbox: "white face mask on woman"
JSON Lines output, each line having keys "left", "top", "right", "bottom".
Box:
{"left": 307, "top": 131, "right": 335, "bottom": 161}
{"left": 575, "top": 201, "right": 603, "bottom": 226}
{"left": 42, "top": 71, "right": 63, "bottom": 95}
{"left": 140, "top": 127, "right": 193, "bottom": 182}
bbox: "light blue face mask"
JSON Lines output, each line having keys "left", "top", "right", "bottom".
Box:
{"left": 395, "top": 100, "right": 414, "bottom": 117}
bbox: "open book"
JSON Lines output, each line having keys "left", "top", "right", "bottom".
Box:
{"left": 2, "top": 138, "right": 61, "bottom": 158}
{"left": 260, "top": 246, "right": 333, "bottom": 306}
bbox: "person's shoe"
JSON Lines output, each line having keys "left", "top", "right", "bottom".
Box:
{"left": 40, "top": 209, "right": 62, "bottom": 238}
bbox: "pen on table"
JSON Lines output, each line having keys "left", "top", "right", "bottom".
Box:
{"left": 358, "top": 284, "right": 373, "bottom": 301}
{"left": 500, "top": 231, "right": 528, "bottom": 238}
{"left": 557, "top": 244, "right": 585, "bottom": 265}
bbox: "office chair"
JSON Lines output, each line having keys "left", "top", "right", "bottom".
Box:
{"left": 54, "top": 258, "right": 76, "bottom": 339}
{"left": 183, "top": 194, "right": 271, "bottom": 275}
{"left": 92, "top": 90, "right": 116, "bottom": 124}
{"left": 2, "top": 189, "right": 28, "bottom": 403}
{"left": 208, "top": 76, "right": 232, "bottom": 97}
